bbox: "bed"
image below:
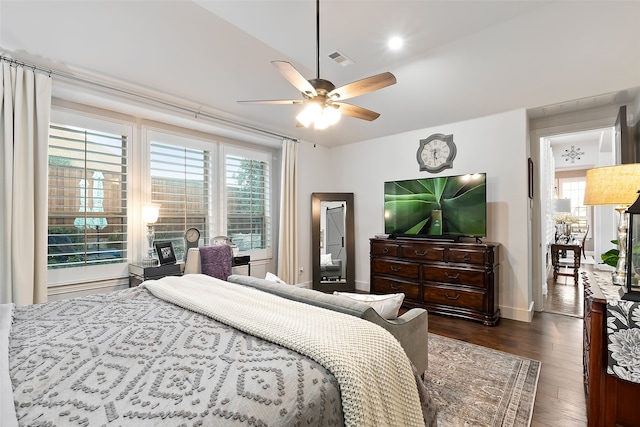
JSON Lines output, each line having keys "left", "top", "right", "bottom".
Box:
{"left": 2, "top": 274, "right": 436, "bottom": 426}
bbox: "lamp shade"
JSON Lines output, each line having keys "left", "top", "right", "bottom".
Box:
{"left": 584, "top": 164, "right": 640, "bottom": 206}
{"left": 142, "top": 203, "right": 161, "bottom": 224}
{"left": 553, "top": 198, "right": 572, "bottom": 213}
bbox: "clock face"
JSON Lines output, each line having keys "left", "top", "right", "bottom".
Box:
{"left": 185, "top": 227, "right": 200, "bottom": 243}
{"left": 417, "top": 133, "right": 456, "bottom": 173}
{"left": 421, "top": 139, "right": 451, "bottom": 168}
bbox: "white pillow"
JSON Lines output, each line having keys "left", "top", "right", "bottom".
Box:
{"left": 333, "top": 292, "right": 405, "bottom": 320}
{"left": 265, "top": 272, "right": 288, "bottom": 285}
{"left": 320, "top": 253, "right": 333, "bottom": 266}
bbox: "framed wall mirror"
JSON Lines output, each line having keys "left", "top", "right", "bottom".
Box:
{"left": 311, "top": 192, "right": 355, "bottom": 292}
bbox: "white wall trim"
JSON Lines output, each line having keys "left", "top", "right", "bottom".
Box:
{"left": 47, "top": 277, "right": 129, "bottom": 301}
{"left": 500, "top": 301, "right": 535, "bottom": 323}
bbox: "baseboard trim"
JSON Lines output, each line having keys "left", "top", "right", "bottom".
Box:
{"left": 500, "top": 301, "right": 535, "bottom": 323}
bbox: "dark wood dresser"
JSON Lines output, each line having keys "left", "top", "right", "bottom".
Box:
{"left": 370, "top": 238, "right": 500, "bottom": 325}
{"left": 583, "top": 270, "right": 640, "bottom": 427}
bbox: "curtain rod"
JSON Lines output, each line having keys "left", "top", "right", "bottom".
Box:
{"left": 0, "top": 54, "right": 299, "bottom": 143}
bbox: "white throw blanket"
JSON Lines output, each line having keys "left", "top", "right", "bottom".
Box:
{"left": 144, "top": 274, "right": 425, "bottom": 427}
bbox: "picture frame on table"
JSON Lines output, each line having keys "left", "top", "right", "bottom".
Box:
{"left": 155, "top": 241, "right": 177, "bottom": 265}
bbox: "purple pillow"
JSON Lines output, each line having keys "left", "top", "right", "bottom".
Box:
{"left": 199, "top": 245, "right": 232, "bottom": 280}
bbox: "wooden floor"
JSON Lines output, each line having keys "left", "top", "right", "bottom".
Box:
{"left": 428, "top": 310, "right": 587, "bottom": 426}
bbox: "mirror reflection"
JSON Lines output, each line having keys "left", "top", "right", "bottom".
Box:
{"left": 320, "top": 201, "right": 347, "bottom": 283}
{"left": 311, "top": 192, "right": 354, "bottom": 292}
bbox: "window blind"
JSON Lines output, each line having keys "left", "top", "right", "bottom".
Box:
{"left": 225, "top": 154, "right": 270, "bottom": 252}
{"left": 48, "top": 124, "right": 128, "bottom": 268}
{"left": 150, "top": 142, "right": 210, "bottom": 260}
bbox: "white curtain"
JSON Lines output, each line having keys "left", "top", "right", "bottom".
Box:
{"left": 277, "top": 138, "right": 298, "bottom": 284}
{"left": 0, "top": 62, "right": 52, "bottom": 305}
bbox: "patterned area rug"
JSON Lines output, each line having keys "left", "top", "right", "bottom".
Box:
{"left": 425, "top": 334, "right": 540, "bottom": 427}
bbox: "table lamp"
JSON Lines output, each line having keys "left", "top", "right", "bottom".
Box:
{"left": 552, "top": 198, "right": 573, "bottom": 241}
{"left": 584, "top": 164, "right": 640, "bottom": 285}
{"left": 142, "top": 203, "right": 161, "bottom": 267}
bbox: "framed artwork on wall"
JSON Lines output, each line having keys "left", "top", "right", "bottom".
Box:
{"left": 528, "top": 157, "right": 534, "bottom": 199}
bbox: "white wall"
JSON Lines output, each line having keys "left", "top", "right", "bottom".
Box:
{"left": 295, "top": 141, "right": 336, "bottom": 286}
{"left": 297, "top": 109, "right": 533, "bottom": 322}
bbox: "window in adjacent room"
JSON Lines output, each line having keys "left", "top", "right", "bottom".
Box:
{"left": 559, "top": 177, "right": 589, "bottom": 234}
{"left": 48, "top": 118, "right": 129, "bottom": 271}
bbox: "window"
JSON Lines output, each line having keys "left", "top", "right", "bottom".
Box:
{"left": 48, "top": 121, "right": 128, "bottom": 270}
{"left": 148, "top": 135, "right": 272, "bottom": 260}
{"left": 559, "top": 177, "right": 589, "bottom": 233}
{"left": 225, "top": 148, "right": 271, "bottom": 254}
{"left": 149, "top": 133, "right": 211, "bottom": 261}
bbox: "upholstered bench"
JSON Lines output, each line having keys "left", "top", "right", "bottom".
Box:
{"left": 225, "top": 274, "right": 428, "bottom": 376}
{"left": 183, "top": 247, "right": 428, "bottom": 375}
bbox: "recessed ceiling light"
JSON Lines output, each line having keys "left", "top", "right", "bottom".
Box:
{"left": 388, "top": 36, "right": 403, "bottom": 50}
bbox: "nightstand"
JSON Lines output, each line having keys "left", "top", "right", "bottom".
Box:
{"left": 232, "top": 255, "right": 251, "bottom": 276}
{"left": 129, "top": 263, "right": 182, "bottom": 287}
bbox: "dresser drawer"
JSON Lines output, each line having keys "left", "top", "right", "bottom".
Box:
{"left": 423, "top": 285, "right": 485, "bottom": 312}
{"left": 371, "top": 276, "right": 420, "bottom": 301}
{"left": 423, "top": 266, "right": 486, "bottom": 288}
{"left": 371, "top": 241, "right": 399, "bottom": 257}
{"left": 448, "top": 248, "right": 489, "bottom": 265}
{"left": 372, "top": 259, "right": 419, "bottom": 280}
{"left": 400, "top": 244, "right": 445, "bottom": 262}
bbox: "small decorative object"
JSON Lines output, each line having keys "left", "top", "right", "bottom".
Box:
{"left": 624, "top": 192, "right": 640, "bottom": 301}
{"left": 155, "top": 241, "right": 177, "bottom": 265}
{"left": 183, "top": 227, "right": 200, "bottom": 261}
{"left": 212, "top": 235, "right": 239, "bottom": 256}
{"left": 584, "top": 164, "right": 640, "bottom": 285}
{"left": 141, "top": 203, "right": 161, "bottom": 267}
{"left": 417, "top": 133, "right": 456, "bottom": 173}
{"left": 552, "top": 212, "right": 579, "bottom": 242}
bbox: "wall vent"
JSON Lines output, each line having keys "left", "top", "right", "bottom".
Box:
{"left": 328, "top": 50, "right": 354, "bottom": 66}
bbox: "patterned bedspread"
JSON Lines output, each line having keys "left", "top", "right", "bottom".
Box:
{"left": 7, "top": 287, "right": 344, "bottom": 426}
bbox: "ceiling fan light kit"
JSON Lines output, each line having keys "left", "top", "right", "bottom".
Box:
{"left": 238, "top": 0, "right": 396, "bottom": 131}
{"left": 296, "top": 102, "right": 341, "bottom": 130}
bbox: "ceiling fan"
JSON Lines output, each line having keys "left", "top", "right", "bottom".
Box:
{"left": 238, "top": 0, "right": 397, "bottom": 130}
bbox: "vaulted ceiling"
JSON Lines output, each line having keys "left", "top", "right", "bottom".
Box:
{"left": 2, "top": 1, "right": 639, "bottom": 147}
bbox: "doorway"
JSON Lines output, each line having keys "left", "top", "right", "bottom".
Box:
{"left": 540, "top": 127, "right": 616, "bottom": 317}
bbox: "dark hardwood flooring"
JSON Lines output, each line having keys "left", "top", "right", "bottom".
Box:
{"left": 428, "top": 307, "right": 587, "bottom": 426}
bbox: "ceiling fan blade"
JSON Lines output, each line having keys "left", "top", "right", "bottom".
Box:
{"left": 272, "top": 61, "right": 317, "bottom": 97}
{"left": 329, "top": 72, "right": 396, "bottom": 101}
{"left": 334, "top": 103, "right": 381, "bottom": 121}
{"left": 237, "top": 99, "right": 303, "bottom": 105}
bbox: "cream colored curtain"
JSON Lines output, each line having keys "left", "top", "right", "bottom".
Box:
{"left": 277, "top": 138, "right": 298, "bottom": 284}
{"left": 0, "top": 62, "right": 52, "bottom": 305}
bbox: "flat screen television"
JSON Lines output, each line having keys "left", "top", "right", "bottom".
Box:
{"left": 384, "top": 173, "right": 487, "bottom": 240}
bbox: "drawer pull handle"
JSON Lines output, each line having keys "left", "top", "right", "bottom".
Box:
{"left": 390, "top": 284, "right": 402, "bottom": 291}
{"left": 390, "top": 266, "right": 402, "bottom": 272}
{"left": 383, "top": 248, "right": 389, "bottom": 254}
{"left": 445, "top": 292, "right": 460, "bottom": 300}
{"left": 414, "top": 250, "right": 428, "bottom": 256}
{"left": 463, "top": 254, "right": 471, "bottom": 261}
{"left": 445, "top": 272, "right": 460, "bottom": 280}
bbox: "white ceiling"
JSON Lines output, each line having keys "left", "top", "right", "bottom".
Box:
{"left": 1, "top": 0, "right": 639, "bottom": 147}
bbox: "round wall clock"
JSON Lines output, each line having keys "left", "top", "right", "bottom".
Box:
{"left": 417, "top": 133, "right": 457, "bottom": 173}
{"left": 183, "top": 227, "right": 200, "bottom": 261}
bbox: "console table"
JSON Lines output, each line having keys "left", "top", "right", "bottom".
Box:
{"left": 551, "top": 243, "right": 581, "bottom": 282}
{"left": 370, "top": 238, "right": 500, "bottom": 325}
{"left": 584, "top": 270, "right": 640, "bottom": 427}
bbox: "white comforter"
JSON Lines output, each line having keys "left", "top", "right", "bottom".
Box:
{"left": 144, "top": 274, "right": 426, "bottom": 427}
